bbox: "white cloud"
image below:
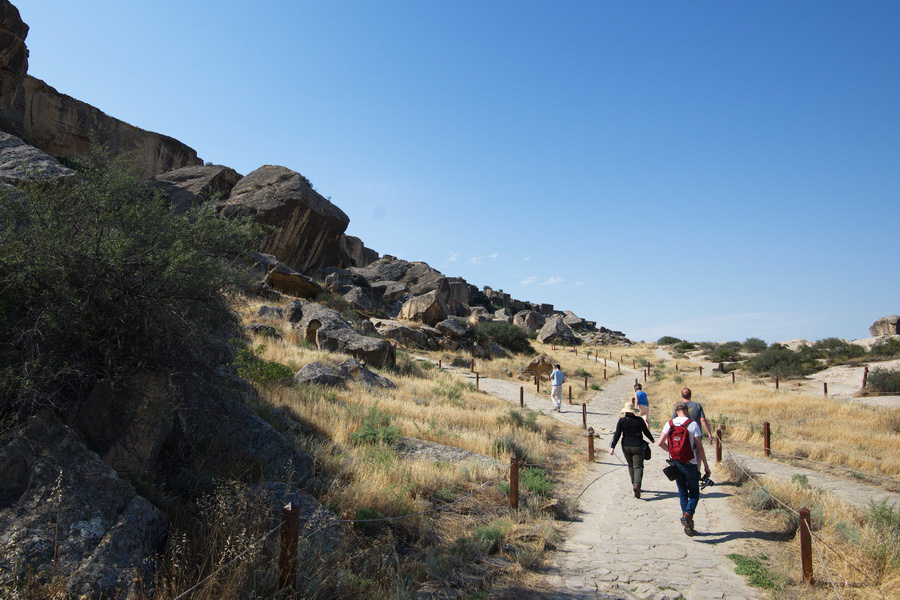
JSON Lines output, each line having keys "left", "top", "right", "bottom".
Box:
{"left": 469, "top": 256, "right": 483, "bottom": 264}
{"left": 521, "top": 276, "right": 537, "bottom": 285}
{"left": 540, "top": 276, "right": 564, "bottom": 286}
{"left": 574, "top": 281, "right": 585, "bottom": 286}
{"left": 489, "top": 252, "right": 499, "bottom": 259}
{"left": 523, "top": 256, "right": 532, "bottom": 262}
{"left": 447, "top": 252, "right": 459, "bottom": 262}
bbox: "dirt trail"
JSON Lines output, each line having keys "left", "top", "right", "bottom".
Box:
{"left": 446, "top": 362, "right": 759, "bottom": 600}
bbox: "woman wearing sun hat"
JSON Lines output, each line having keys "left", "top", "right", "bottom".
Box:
{"left": 609, "top": 401, "right": 655, "bottom": 498}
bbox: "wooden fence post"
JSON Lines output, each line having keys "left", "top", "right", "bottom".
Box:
{"left": 604, "top": 368, "right": 607, "bottom": 380}
{"left": 604, "top": 357, "right": 607, "bottom": 366}
{"left": 617, "top": 362, "right": 620, "bottom": 373}
{"left": 800, "top": 507, "right": 813, "bottom": 583}
{"left": 675, "top": 363, "right": 679, "bottom": 372}
{"left": 643, "top": 369, "right": 647, "bottom": 382}
{"left": 582, "top": 403, "right": 587, "bottom": 429}
{"left": 699, "top": 366, "right": 703, "bottom": 377}
{"left": 519, "top": 386, "right": 524, "bottom": 408}
{"left": 471, "top": 359, "right": 475, "bottom": 372}
{"left": 824, "top": 382, "right": 827, "bottom": 396}
{"left": 438, "top": 359, "right": 442, "bottom": 369}
{"left": 632, "top": 358, "right": 636, "bottom": 368}
{"left": 763, "top": 422, "right": 771, "bottom": 457}
{"left": 862, "top": 366, "right": 869, "bottom": 390}
{"left": 775, "top": 376, "right": 779, "bottom": 390}
{"left": 475, "top": 372, "right": 479, "bottom": 389}
{"left": 510, "top": 456, "right": 519, "bottom": 510}
{"left": 587, "top": 427, "right": 595, "bottom": 462}
{"left": 568, "top": 385, "right": 572, "bottom": 404}
{"left": 575, "top": 348, "right": 578, "bottom": 356}
{"left": 732, "top": 372, "right": 735, "bottom": 384}
{"left": 716, "top": 428, "right": 722, "bottom": 464}
{"left": 278, "top": 502, "right": 300, "bottom": 591}
{"left": 584, "top": 374, "right": 588, "bottom": 390}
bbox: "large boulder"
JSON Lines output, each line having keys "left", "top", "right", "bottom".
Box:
{"left": 217, "top": 165, "right": 350, "bottom": 274}
{"left": 399, "top": 291, "right": 447, "bottom": 327}
{"left": 370, "top": 280, "right": 408, "bottom": 304}
{"left": 436, "top": 318, "right": 467, "bottom": 339}
{"left": 251, "top": 252, "right": 321, "bottom": 299}
{"left": 514, "top": 310, "right": 546, "bottom": 333}
{"left": 150, "top": 164, "right": 242, "bottom": 214}
{"left": 0, "top": 131, "right": 76, "bottom": 184}
{"left": 537, "top": 316, "right": 581, "bottom": 345}
{"left": 287, "top": 301, "right": 396, "bottom": 368}
{"left": 370, "top": 318, "right": 431, "bottom": 349}
{"left": 339, "top": 234, "right": 378, "bottom": 268}
{"left": 493, "top": 308, "right": 512, "bottom": 323}
{"left": 351, "top": 256, "right": 411, "bottom": 283}
{"left": 324, "top": 269, "right": 353, "bottom": 294}
{"left": 870, "top": 315, "right": 900, "bottom": 337}
{"left": 293, "top": 362, "right": 346, "bottom": 387}
{"left": 22, "top": 76, "right": 202, "bottom": 177}
{"left": 0, "top": 0, "right": 28, "bottom": 138}
{"left": 339, "top": 358, "right": 397, "bottom": 389}
{"left": 343, "top": 286, "right": 378, "bottom": 314}
{"left": 0, "top": 411, "right": 168, "bottom": 598}
{"left": 520, "top": 353, "right": 554, "bottom": 381}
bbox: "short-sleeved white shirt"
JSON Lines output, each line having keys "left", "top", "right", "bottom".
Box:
{"left": 660, "top": 416, "right": 702, "bottom": 465}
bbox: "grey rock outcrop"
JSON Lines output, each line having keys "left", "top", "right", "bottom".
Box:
{"left": 250, "top": 252, "right": 321, "bottom": 299}
{"left": 293, "top": 362, "right": 346, "bottom": 387}
{"left": 324, "top": 269, "right": 353, "bottom": 294}
{"left": 513, "top": 310, "right": 546, "bottom": 333}
{"left": 537, "top": 316, "right": 580, "bottom": 345}
{"left": 870, "top": 315, "right": 900, "bottom": 337}
{"left": 343, "top": 286, "right": 378, "bottom": 314}
{"left": 370, "top": 318, "right": 432, "bottom": 349}
{"left": 217, "top": 165, "right": 350, "bottom": 274}
{"left": 339, "top": 358, "right": 396, "bottom": 388}
{"left": 0, "top": 131, "right": 75, "bottom": 184}
{"left": 286, "top": 301, "right": 396, "bottom": 368}
{"left": 399, "top": 291, "right": 447, "bottom": 327}
{"left": 520, "top": 353, "right": 555, "bottom": 380}
{"left": 493, "top": 309, "right": 512, "bottom": 323}
{"left": 151, "top": 164, "right": 242, "bottom": 214}
{"left": 352, "top": 256, "right": 411, "bottom": 283}
{"left": 22, "top": 76, "right": 202, "bottom": 177}
{"left": 340, "top": 234, "right": 378, "bottom": 268}
{"left": 0, "top": 0, "right": 28, "bottom": 138}
{"left": 0, "top": 411, "right": 167, "bottom": 598}
{"left": 436, "top": 318, "right": 467, "bottom": 339}
{"left": 370, "top": 280, "right": 407, "bottom": 304}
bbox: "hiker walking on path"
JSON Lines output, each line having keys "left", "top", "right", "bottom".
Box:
{"left": 671, "top": 387, "right": 715, "bottom": 443}
{"left": 632, "top": 383, "right": 650, "bottom": 426}
{"left": 609, "top": 401, "right": 655, "bottom": 498}
{"left": 549, "top": 364, "right": 565, "bottom": 412}
{"left": 659, "top": 400, "right": 712, "bottom": 536}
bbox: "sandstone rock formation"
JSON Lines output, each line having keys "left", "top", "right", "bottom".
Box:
{"left": 370, "top": 280, "right": 407, "bottom": 304}
{"left": 0, "top": 0, "right": 27, "bottom": 138}
{"left": 340, "top": 234, "right": 378, "bottom": 268}
{"left": 294, "top": 362, "right": 346, "bottom": 387}
{"left": 513, "top": 310, "right": 546, "bottom": 333}
{"left": 339, "top": 358, "right": 397, "bottom": 388}
{"left": 22, "top": 76, "right": 202, "bottom": 177}
{"left": 537, "top": 316, "right": 581, "bottom": 345}
{"left": 151, "top": 164, "right": 242, "bottom": 213}
{"left": 399, "top": 291, "right": 448, "bottom": 327}
{"left": 0, "top": 411, "right": 168, "bottom": 598}
{"left": 520, "top": 353, "right": 555, "bottom": 380}
{"left": 870, "top": 315, "right": 900, "bottom": 337}
{"left": 343, "top": 286, "right": 378, "bottom": 314}
{"left": 217, "top": 165, "right": 351, "bottom": 274}
{"left": 0, "top": 131, "right": 75, "bottom": 184}
{"left": 436, "top": 318, "right": 467, "bottom": 339}
{"left": 250, "top": 252, "right": 321, "bottom": 299}
{"left": 286, "top": 301, "right": 396, "bottom": 368}
{"left": 370, "top": 318, "right": 433, "bottom": 349}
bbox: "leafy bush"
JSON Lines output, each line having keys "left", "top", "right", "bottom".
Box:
{"left": 742, "top": 337, "right": 768, "bottom": 353}
{"left": 474, "top": 321, "right": 534, "bottom": 354}
{"left": 350, "top": 406, "right": 399, "bottom": 446}
{"left": 704, "top": 341, "right": 742, "bottom": 362}
{"left": 863, "top": 499, "right": 900, "bottom": 567}
{"left": 673, "top": 341, "right": 696, "bottom": 351}
{"left": 867, "top": 368, "right": 900, "bottom": 394}
{"left": 657, "top": 336, "right": 683, "bottom": 345}
{"left": 870, "top": 337, "right": 900, "bottom": 359}
{"left": 811, "top": 337, "right": 866, "bottom": 363}
{"left": 744, "top": 344, "right": 822, "bottom": 377}
{"left": 0, "top": 148, "right": 258, "bottom": 413}
{"left": 521, "top": 467, "right": 554, "bottom": 497}
{"left": 496, "top": 409, "right": 540, "bottom": 432}
{"left": 231, "top": 339, "right": 294, "bottom": 386}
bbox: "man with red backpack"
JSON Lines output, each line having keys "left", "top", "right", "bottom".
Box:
{"left": 658, "top": 401, "right": 712, "bottom": 536}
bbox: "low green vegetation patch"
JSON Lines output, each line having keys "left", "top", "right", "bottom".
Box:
{"left": 351, "top": 406, "right": 400, "bottom": 446}
{"left": 231, "top": 339, "right": 294, "bottom": 386}
{"left": 496, "top": 409, "right": 540, "bottom": 432}
{"left": 867, "top": 368, "right": 900, "bottom": 394}
{"left": 726, "top": 554, "right": 784, "bottom": 590}
{"left": 521, "top": 467, "right": 554, "bottom": 497}
{"left": 474, "top": 321, "right": 534, "bottom": 354}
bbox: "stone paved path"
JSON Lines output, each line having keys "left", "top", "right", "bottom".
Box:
{"left": 452, "top": 365, "right": 760, "bottom": 600}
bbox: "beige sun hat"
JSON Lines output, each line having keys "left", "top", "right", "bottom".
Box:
{"left": 621, "top": 402, "right": 640, "bottom": 415}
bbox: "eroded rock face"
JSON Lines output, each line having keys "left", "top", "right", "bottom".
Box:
{"left": 22, "top": 76, "right": 202, "bottom": 178}
{"left": 250, "top": 252, "right": 322, "bottom": 299}
{"left": 370, "top": 318, "right": 432, "bottom": 349}
{"left": 370, "top": 280, "right": 407, "bottom": 304}
{"left": 520, "top": 353, "right": 554, "bottom": 380}
{"left": 340, "top": 234, "right": 378, "bottom": 268}
{"left": 352, "top": 256, "right": 411, "bottom": 283}
{"left": 514, "top": 310, "right": 546, "bottom": 333}
{"left": 151, "top": 165, "right": 242, "bottom": 213}
{"left": 870, "top": 316, "right": 900, "bottom": 337}
{"left": 399, "top": 291, "right": 447, "bottom": 327}
{"left": 293, "top": 362, "right": 346, "bottom": 387}
{"left": 0, "top": 411, "right": 168, "bottom": 598}
{"left": 0, "top": 0, "right": 28, "bottom": 138}
{"left": 217, "top": 165, "right": 350, "bottom": 274}
{"left": 0, "top": 131, "right": 75, "bottom": 184}
{"left": 286, "top": 301, "right": 396, "bottom": 368}
{"left": 339, "top": 358, "right": 396, "bottom": 388}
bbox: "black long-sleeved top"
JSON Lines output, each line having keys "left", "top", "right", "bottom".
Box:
{"left": 610, "top": 414, "right": 654, "bottom": 448}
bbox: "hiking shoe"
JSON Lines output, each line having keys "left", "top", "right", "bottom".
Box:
{"left": 681, "top": 513, "right": 695, "bottom": 537}
{"left": 633, "top": 485, "right": 641, "bottom": 499}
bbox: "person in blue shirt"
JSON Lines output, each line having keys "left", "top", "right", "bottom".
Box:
{"left": 549, "top": 364, "right": 565, "bottom": 412}
{"left": 633, "top": 383, "right": 650, "bottom": 426}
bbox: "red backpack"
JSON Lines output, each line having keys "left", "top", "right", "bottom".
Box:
{"left": 667, "top": 419, "right": 695, "bottom": 463}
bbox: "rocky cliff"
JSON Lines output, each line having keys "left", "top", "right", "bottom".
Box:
{"left": 0, "top": 0, "right": 27, "bottom": 138}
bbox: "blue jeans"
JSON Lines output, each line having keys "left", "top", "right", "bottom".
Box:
{"left": 673, "top": 461, "right": 701, "bottom": 515}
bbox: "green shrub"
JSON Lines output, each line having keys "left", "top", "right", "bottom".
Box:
{"left": 474, "top": 321, "right": 534, "bottom": 354}
{"left": 870, "top": 337, "right": 900, "bottom": 359}
{"left": 350, "top": 406, "right": 399, "bottom": 446}
{"left": 673, "top": 341, "right": 696, "bottom": 351}
{"left": 492, "top": 435, "right": 527, "bottom": 460}
{"left": 0, "top": 148, "right": 258, "bottom": 414}
{"left": 521, "top": 467, "right": 554, "bottom": 497}
{"left": 657, "top": 336, "right": 683, "bottom": 345}
{"left": 726, "top": 554, "right": 783, "bottom": 590}
{"left": 863, "top": 499, "right": 900, "bottom": 567}
{"left": 742, "top": 337, "right": 768, "bottom": 353}
{"left": 867, "top": 368, "right": 900, "bottom": 394}
{"left": 744, "top": 344, "right": 822, "bottom": 377}
{"left": 811, "top": 337, "right": 866, "bottom": 363}
{"left": 231, "top": 340, "right": 294, "bottom": 387}
{"left": 496, "top": 409, "right": 540, "bottom": 432}
{"left": 471, "top": 518, "right": 511, "bottom": 553}
{"left": 589, "top": 383, "right": 602, "bottom": 390}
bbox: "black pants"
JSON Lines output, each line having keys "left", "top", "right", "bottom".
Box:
{"left": 622, "top": 444, "right": 645, "bottom": 487}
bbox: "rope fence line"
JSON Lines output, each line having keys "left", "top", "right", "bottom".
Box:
{"left": 805, "top": 519, "right": 845, "bottom": 600}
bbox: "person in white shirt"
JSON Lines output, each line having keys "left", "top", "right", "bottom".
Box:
{"left": 549, "top": 364, "right": 565, "bottom": 412}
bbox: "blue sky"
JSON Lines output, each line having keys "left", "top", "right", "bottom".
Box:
{"left": 15, "top": 1, "right": 900, "bottom": 343}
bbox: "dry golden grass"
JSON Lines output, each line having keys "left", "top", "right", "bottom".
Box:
{"left": 720, "top": 459, "right": 900, "bottom": 600}
{"left": 640, "top": 353, "right": 900, "bottom": 484}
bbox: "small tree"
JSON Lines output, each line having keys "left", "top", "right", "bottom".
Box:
{"left": 0, "top": 147, "right": 259, "bottom": 414}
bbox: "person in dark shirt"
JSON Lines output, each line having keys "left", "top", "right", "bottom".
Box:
{"left": 609, "top": 401, "right": 655, "bottom": 498}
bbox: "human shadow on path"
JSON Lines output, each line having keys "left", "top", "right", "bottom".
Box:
{"left": 691, "top": 528, "right": 788, "bottom": 544}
